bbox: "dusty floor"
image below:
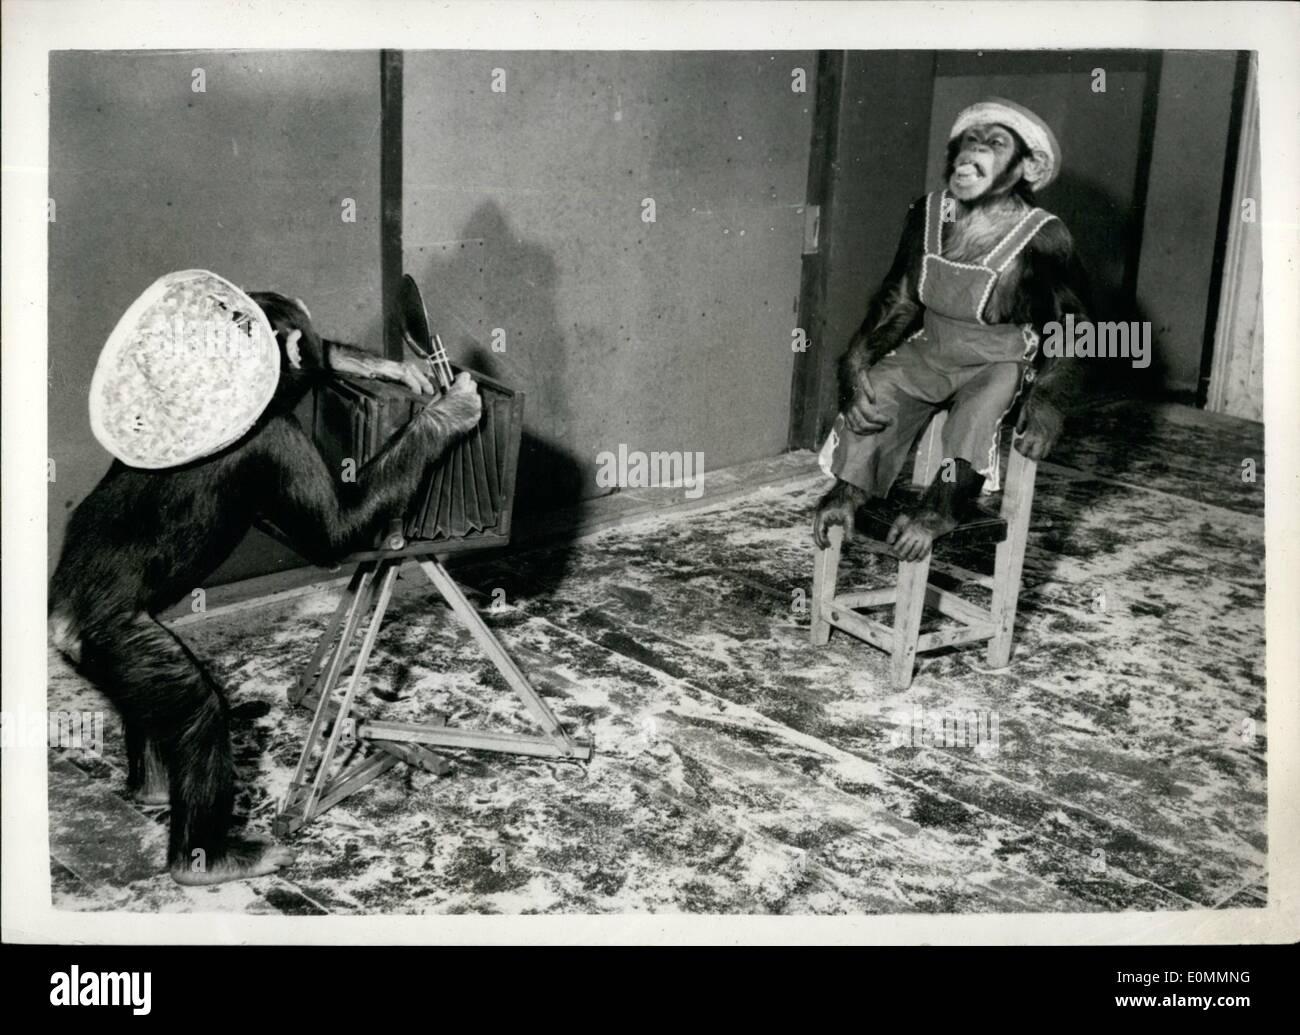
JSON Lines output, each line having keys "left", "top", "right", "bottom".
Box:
{"left": 46, "top": 400, "right": 1267, "bottom": 914}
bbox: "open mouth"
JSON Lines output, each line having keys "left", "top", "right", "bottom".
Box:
{"left": 952, "top": 160, "right": 985, "bottom": 186}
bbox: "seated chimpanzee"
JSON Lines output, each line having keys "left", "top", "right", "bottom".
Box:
{"left": 813, "top": 98, "right": 1092, "bottom": 559}
{"left": 49, "top": 272, "right": 481, "bottom": 884}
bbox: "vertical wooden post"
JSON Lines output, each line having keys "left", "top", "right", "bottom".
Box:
{"left": 987, "top": 447, "right": 1037, "bottom": 668}
{"left": 788, "top": 51, "right": 937, "bottom": 451}
{"left": 890, "top": 411, "right": 948, "bottom": 686}
{"left": 810, "top": 524, "right": 843, "bottom": 645}
{"left": 380, "top": 49, "right": 404, "bottom": 362}
{"left": 891, "top": 555, "right": 931, "bottom": 689}
{"left": 789, "top": 50, "right": 844, "bottom": 451}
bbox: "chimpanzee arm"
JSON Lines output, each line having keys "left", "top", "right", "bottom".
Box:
{"left": 1020, "top": 219, "right": 1094, "bottom": 409}
{"left": 323, "top": 339, "right": 437, "bottom": 395}
{"left": 839, "top": 198, "right": 927, "bottom": 397}
{"left": 249, "top": 407, "right": 458, "bottom": 565}
{"left": 1013, "top": 218, "right": 1095, "bottom": 458}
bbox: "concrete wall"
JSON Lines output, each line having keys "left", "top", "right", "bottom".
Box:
{"left": 50, "top": 50, "right": 813, "bottom": 583}
{"left": 401, "top": 52, "right": 813, "bottom": 519}
{"left": 48, "top": 50, "right": 383, "bottom": 581}
{"left": 50, "top": 49, "right": 1246, "bottom": 588}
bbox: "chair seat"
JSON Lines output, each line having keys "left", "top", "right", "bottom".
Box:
{"left": 855, "top": 485, "right": 1007, "bottom": 548}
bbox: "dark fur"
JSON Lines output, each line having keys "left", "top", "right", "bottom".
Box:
{"left": 49, "top": 293, "right": 457, "bottom": 874}
{"left": 816, "top": 123, "right": 1094, "bottom": 553}
{"left": 839, "top": 129, "right": 1093, "bottom": 417}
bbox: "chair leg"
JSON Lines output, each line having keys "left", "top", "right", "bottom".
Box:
{"left": 891, "top": 554, "right": 932, "bottom": 689}
{"left": 987, "top": 448, "right": 1038, "bottom": 668}
{"left": 810, "top": 525, "right": 843, "bottom": 646}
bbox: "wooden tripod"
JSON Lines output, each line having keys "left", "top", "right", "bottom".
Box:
{"left": 274, "top": 546, "right": 594, "bottom": 836}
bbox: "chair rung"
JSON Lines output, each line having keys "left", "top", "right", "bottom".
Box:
{"left": 825, "top": 606, "right": 894, "bottom": 651}
{"left": 828, "top": 591, "right": 994, "bottom": 656}
{"left": 835, "top": 586, "right": 991, "bottom": 627}
{"left": 925, "top": 586, "right": 992, "bottom": 626}
{"left": 832, "top": 588, "right": 896, "bottom": 609}
{"left": 916, "top": 623, "right": 995, "bottom": 652}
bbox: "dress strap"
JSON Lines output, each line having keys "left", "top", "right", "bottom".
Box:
{"left": 984, "top": 208, "right": 1058, "bottom": 273}
{"left": 923, "top": 191, "right": 949, "bottom": 256}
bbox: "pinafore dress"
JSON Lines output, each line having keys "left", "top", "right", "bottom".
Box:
{"left": 818, "top": 190, "right": 1057, "bottom": 495}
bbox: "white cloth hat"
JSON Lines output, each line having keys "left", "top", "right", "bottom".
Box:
{"left": 950, "top": 97, "right": 1061, "bottom": 191}
{"left": 88, "top": 269, "right": 281, "bottom": 468}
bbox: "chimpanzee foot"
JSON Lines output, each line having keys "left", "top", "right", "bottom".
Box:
{"left": 128, "top": 744, "right": 170, "bottom": 805}
{"left": 170, "top": 840, "right": 296, "bottom": 885}
{"left": 886, "top": 507, "right": 957, "bottom": 562}
{"left": 132, "top": 781, "right": 169, "bottom": 807}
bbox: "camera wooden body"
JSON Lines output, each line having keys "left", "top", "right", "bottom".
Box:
{"left": 312, "top": 365, "right": 524, "bottom": 558}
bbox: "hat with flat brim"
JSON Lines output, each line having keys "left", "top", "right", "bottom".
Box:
{"left": 89, "top": 269, "right": 281, "bottom": 469}
{"left": 951, "top": 97, "right": 1061, "bottom": 191}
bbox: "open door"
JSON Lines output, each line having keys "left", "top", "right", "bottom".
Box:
{"left": 1206, "top": 54, "right": 1263, "bottom": 421}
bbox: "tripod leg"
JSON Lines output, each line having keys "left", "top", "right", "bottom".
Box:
{"left": 293, "top": 565, "right": 369, "bottom": 706}
{"left": 303, "top": 559, "right": 401, "bottom": 819}
{"left": 418, "top": 558, "right": 579, "bottom": 757}
{"left": 281, "top": 561, "right": 377, "bottom": 815}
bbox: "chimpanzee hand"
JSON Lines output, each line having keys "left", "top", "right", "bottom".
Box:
{"left": 324, "top": 341, "right": 437, "bottom": 394}
{"left": 386, "top": 360, "right": 437, "bottom": 395}
{"left": 843, "top": 367, "right": 893, "bottom": 435}
{"left": 425, "top": 371, "right": 482, "bottom": 437}
{"left": 364, "top": 355, "right": 437, "bottom": 394}
{"left": 1014, "top": 395, "right": 1064, "bottom": 460}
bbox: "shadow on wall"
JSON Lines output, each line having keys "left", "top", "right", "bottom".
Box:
{"left": 1040, "top": 170, "right": 1165, "bottom": 406}
{"left": 412, "top": 202, "right": 587, "bottom": 586}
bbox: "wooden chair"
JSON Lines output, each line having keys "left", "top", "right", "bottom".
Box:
{"left": 810, "top": 411, "right": 1038, "bottom": 689}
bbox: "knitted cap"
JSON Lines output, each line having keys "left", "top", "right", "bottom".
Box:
{"left": 950, "top": 97, "right": 1061, "bottom": 190}
{"left": 88, "top": 269, "right": 281, "bottom": 468}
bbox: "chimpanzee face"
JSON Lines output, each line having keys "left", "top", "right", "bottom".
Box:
{"left": 248, "top": 291, "right": 325, "bottom": 373}
{"left": 946, "top": 123, "right": 1027, "bottom": 202}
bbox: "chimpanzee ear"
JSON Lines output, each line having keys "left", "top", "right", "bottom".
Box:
{"left": 1020, "top": 148, "right": 1051, "bottom": 185}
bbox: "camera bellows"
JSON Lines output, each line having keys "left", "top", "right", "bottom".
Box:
{"left": 312, "top": 368, "right": 523, "bottom": 547}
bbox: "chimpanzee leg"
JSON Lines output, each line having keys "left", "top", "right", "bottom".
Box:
{"left": 76, "top": 613, "right": 294, "bottom": 884}
{"left": 812, "top": 348, "right": 942, "bottom": 549}
{"left": 886, "top": 459, "right": 986, "bottom": 561}
{"left": 125, "top": 729, "right": 169, "bottom": 805}
{"left": 887, "top": 361, "right": 1023, "bottom": 561}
